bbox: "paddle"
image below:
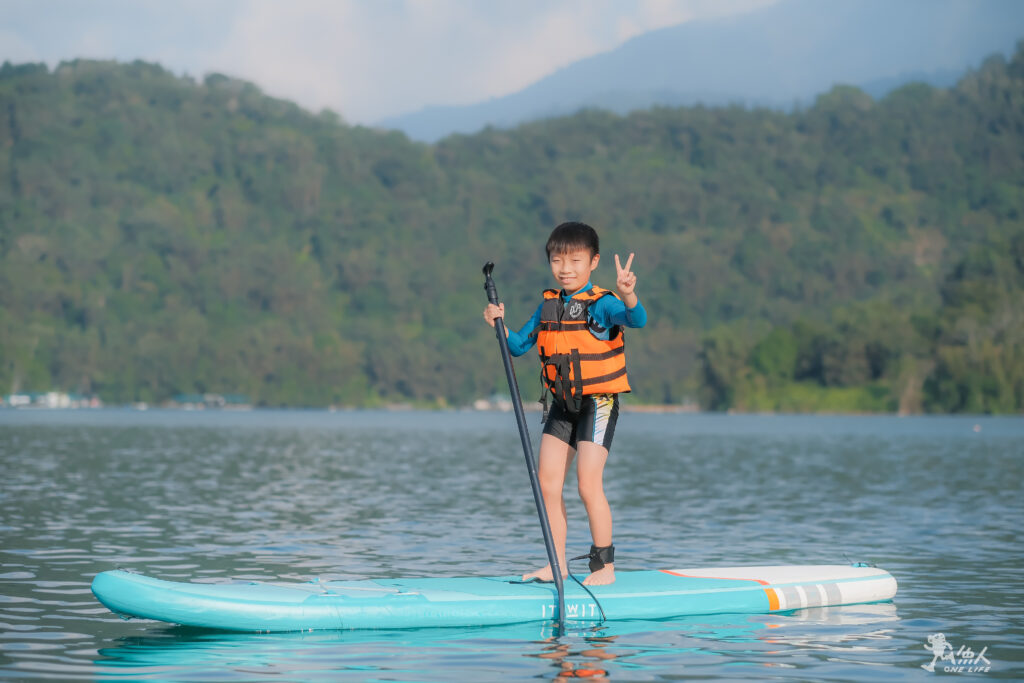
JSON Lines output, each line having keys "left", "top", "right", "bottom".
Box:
{"left": 482, "top": 261, "right": 565, "bottom": 630}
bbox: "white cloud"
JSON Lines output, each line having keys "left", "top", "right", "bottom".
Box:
{"left": 0, "top": 0, "right": 780, "bottom": 122}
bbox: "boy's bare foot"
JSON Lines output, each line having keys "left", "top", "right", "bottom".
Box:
{"left": 522, "top": 564, "right": 568, "bottom": 582}
{"left": 583, "top": 563, "right": 615, "bottom": 586}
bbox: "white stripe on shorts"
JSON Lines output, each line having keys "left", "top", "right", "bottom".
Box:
{"left": 590, "top": 394, "right": 615, "bottom": 445}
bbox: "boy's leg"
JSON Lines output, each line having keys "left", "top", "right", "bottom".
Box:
{"left": 522, "top": 433, "right": 574, "bottom": 581}
{"left": 576, "top": 440, "right": 615, "bottom": 585}
{"left": 575, "top": 394, "right": 619, "bottom": 586}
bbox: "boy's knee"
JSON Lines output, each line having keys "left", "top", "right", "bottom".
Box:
{"left": 577, "top": 480, "right": 606, "bottom": 506}
{"left": 540, "top": 477, "right": 563, "bottom": 499}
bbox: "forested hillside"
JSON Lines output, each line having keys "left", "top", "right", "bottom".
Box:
{"left": 1, "top": 47, "right": 1022, "bottom": 411}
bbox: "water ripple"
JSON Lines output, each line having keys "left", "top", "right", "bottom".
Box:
{"left": 0, "top": 410, "right": 1021, "bottom": 680}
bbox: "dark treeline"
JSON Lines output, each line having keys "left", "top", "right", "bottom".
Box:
{"left": 1, "top": 45, "right": 1022, "bottom": 411}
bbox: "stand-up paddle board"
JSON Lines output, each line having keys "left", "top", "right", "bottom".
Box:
{"left": 92, "top": 564, "right": 896, "bottom": 632}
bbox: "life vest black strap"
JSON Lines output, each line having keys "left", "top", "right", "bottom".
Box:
{"left": 540, "top": 347, "right": 623, "bottom": 363}
{"left": 542, "top": 350, "right": 583, "bottom": 415}
{"left": 538, "top": 320, "right": 589, "bottom": 331}
{"left": 579, "top": 366, "right": 628, "bottom": 387}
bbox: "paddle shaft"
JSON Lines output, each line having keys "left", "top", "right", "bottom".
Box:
{"left": 482, "top": 262, "right": 565, "bottom": 629}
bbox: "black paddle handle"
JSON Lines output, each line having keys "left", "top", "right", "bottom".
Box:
{"left": 482, "top": 261, "right": 565, "bottom": 629}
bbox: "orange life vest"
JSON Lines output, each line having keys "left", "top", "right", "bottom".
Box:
{"left": 536, "top": 286, "right": 631, "bottom": 412}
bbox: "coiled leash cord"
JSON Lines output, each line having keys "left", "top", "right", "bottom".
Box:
{"left": 566, "top": 544, "right": 614, "bottom": 623}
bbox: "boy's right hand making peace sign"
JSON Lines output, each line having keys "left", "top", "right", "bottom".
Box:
{"left": 615, "top": 253, "right": 638, "bottom": 308}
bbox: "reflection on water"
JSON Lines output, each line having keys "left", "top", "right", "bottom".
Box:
{"left": 1, "top": 410, "right": 1022, "bottom": 680}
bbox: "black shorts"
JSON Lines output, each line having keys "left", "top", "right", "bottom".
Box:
{"left": 543, "top": 393, "right": 620, "bottom": 451}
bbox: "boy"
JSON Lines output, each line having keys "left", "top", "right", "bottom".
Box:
{"left": 483, "top": 221, "right": 646, "bottom": 586}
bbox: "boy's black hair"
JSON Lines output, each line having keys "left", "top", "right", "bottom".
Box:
{"left": 546, "top": 221, "right": 599, "bottom": 259}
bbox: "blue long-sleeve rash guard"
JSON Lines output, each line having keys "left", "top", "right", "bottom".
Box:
{"left": 506, "top": 282, "right": 647, "bottom": 357}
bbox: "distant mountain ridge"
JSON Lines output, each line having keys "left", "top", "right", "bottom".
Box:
{"left": 379, "top": 0, "right": 1024, "bottom": 141}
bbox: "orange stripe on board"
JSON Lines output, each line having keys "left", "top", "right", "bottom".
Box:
{"left": 765, "top": 588, "right": 780, "bottom": 611}
{"left": 661, "top": 570, "right": 768, "bottom": 585}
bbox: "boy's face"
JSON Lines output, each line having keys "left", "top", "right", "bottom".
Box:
{"left": 549, "top": 248, "right": 600, "bottom": 294}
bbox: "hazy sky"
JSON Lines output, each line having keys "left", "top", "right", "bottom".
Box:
{"left": 0, "top": 0, "right": 778, "bottom": 123}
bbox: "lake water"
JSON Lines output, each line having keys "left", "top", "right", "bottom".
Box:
{"left": 1, "top": 409, "right": 1022, "bottom": 680}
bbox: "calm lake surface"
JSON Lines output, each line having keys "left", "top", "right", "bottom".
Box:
{"left": 1, "top": 409, "right": 1022, "bottom": 680}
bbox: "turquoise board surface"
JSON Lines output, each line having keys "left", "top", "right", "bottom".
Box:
{"left": 91, "top": 566, "right": 896, "bottom": 632}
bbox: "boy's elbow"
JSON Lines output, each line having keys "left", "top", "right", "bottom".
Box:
{"left": 626, "top": 310, "right": 647, "bottom": 328}
{"left": 507, "top": 337, "right": 530, "bottom": 357}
